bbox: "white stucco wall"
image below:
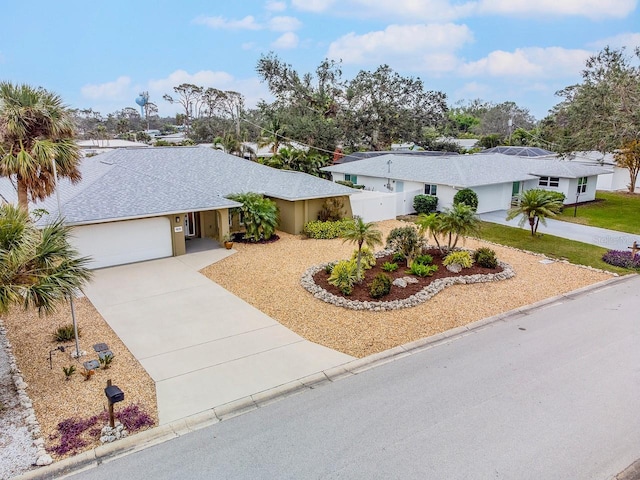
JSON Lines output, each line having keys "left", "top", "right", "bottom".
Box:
{"left": 471, "top": 184, "right": 515, "bottom": 213}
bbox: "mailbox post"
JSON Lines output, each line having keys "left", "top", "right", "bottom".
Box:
{"left": 104, "top": 379, "right": 124, "bottom": 428}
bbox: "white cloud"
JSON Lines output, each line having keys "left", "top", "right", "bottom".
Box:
{"left": 268, "top": 16, "right": 302, "bottom": 32}
{"left": 459, "top": 47, "right": 591, "bottom": 78}
{"left": 265, "top": 0, "right": 287, "bottom": 11}
{"left": 291, "top": 0, "right": 336, "bottom": 12}
{"left": 271, "top": 32, "right": 300, "bottom": 49}
{"left": 327, "top": 24, "right": 473, "bottom": 66}
{"left": 476, "top": 0, "right": 637, "bottom": 18}
{"left": 81, "top": 76, "right": 132, "bottom": 100}
{"left": 193, "top": 15, "right": 262, "bottom": 30}
{"left": 589, "top": 32, "right": 640, "bottom": 50}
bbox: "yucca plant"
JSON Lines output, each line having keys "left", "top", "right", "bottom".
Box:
{"left": 62, "top": 365, "right": 76, "bottom": 380}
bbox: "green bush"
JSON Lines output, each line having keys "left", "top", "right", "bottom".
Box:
{"left": 351, "top": 247, "right": 376, "bottom": 270}
{"left": 413, "top": 194, "right": 438, "bottom": 214}
{"left": 53, "top": 324, "right": 80, "bottom": 342}
{"left": 443, "top": 250, "right": 474, "bottom": 268}
{"left": 414, "top": 254, "right": 433, "bottom": 266}
{"left": 227, "top": 192, "right": 279, "bottom": 241}
{"left": 386, "top": 226, "right": 421, "bottom": 265}
{"left": 392, "top": 252, "right": 405, "bottom": 263}
{"left": 318, "top": 198, "right": 345, "bottom": 222}
{"left": 474, "top": 247, "right": 498, "bottom": 268}
{"left": 302, "top": 219, "right": 351, "bottom": 239}
{"left": 406, "top": 263, "right": 438, "bottom": 277}
{"left": 546, "top": 191, "right": 566, "bottom": 211}
{"left": 328, "top": 260, "right": 359, "bottom": 295}
{"left": 324, "top": 263, "right": 335, "bottom": 274}
{"left": 381, "top": 262, "right": 399, "bottom": 272}
{"left": 453, "top": 188, "right": 479, "bottom": 211}
{"left": 369, "top": 273, "right": 392, "bottom": 299}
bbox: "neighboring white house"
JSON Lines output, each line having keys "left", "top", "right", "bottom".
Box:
{"left": 564, "top": 151, "right": 639, "bottom": 192}
{"left": 322, "top": 153, "right": 609, "bottom": 217}
{"left": 77, "top": 139, "right": 149, "bottom": 156}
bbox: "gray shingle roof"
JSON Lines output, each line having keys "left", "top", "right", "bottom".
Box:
{"left": 0, "top": 147, "right": 355, "bottom": 225}
{"left": 322, "top": 153, "right": 610, "bottom": 187}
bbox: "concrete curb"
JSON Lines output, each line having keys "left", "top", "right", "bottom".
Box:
{"left": 616, "top": 458, "right": 640, "bottom": 480}
{"left": 15, "top": 274, "right": 637, "bottom": 479}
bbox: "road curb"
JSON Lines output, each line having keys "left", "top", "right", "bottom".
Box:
{"left": 616, "top": 458, "right": 640, "bottom": 480}
{"left": 15, "top": 274, "right": 636, "bottom": 479}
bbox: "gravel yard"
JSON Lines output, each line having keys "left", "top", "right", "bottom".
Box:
{"left": 202, "top": 220, "right": 613, "bottom": 358}
{"left": 1, "top": 297, "right": 158, "bottom": 469}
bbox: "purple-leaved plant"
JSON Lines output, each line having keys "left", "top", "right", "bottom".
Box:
{"left": 602, "top": 250, "right": 640, "bottom": 269}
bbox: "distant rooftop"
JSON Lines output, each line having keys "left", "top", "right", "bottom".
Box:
{"left": 482, "top": 146, "right": 556, "bottom": 157}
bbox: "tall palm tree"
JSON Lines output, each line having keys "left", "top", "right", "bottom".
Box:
{"left": 507, "top": 189, "right": 563, "bottom": 236}
{"left": 341, "top": 217, "right": 383, "bottom": 278}
{"left": 0, "top": 82, "right": 81, "bottom": 211}
{"left": 439, "top": 203, "right": 480, "bottom": 250}
{"left": 0, "top": 204, "right": 92, "bottom": 315}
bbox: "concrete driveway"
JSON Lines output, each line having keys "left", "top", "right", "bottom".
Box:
{"left": 83, "top": 249, "right": 354, "bottom": 425}
{"left": 480, "top": 210, "right": 639, "bottom": 250}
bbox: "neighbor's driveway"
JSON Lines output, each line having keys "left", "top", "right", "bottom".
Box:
{"left": 480, "top": 210, "right": 639, "bottom": 250}
{"left": 83, "top": 249, "right": 354, "bottom": 425}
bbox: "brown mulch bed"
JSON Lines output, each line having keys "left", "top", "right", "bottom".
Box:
{"left": 314, "top": 250, "right": 502, "bottom": 302}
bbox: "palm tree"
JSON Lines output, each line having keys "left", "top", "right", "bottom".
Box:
{"left": 0, "top": 82, "right": 81, "bottom": 211}
{"left": 415, "top": 212, "right": 443, "bottom": 251}
{"left": 439, "top": 203, "right": 480, "bottom": 250}
{"left": 507, "top": 189, "right": 563, "bottom": 236}
{"left": 258, "top": 116, "right": 288, "bottom": 154}
{"left": 0, "top": 204, "right": 92, "bottom": 315}
{"left": 341, "top": 217, "right": 383, "bottom": 278}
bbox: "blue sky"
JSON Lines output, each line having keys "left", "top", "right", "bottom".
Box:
{"left": 2, "top": 0, "right": 639, "bottom": 121}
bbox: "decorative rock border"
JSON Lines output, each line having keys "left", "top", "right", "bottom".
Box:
{"left": 0, "top": 319, "right": 52, "bottom": 467}
{"left": 300, "top": 249, "right": 516, "bottom": 311}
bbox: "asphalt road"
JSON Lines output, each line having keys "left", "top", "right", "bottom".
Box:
{"left": 68, "top": 275, "right": 640, "bottom": 480}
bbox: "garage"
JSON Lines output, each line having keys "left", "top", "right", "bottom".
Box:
{"left": 70, "top": 217, "right": 173, "bottom": 269}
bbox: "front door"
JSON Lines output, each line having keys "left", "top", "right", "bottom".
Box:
{"left": 511, "top": 182, "right": 521, "bottom": 206}
{"left": 185, "top": 212, "right": 200, "bottom": 238}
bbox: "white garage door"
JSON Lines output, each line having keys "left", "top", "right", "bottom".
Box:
{"left": 71, "top": 217, "right": 173, "bottom": 269}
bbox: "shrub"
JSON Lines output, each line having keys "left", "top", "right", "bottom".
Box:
{"left": 351, "top": 247, "right": 376, "bottom": 270}
{"left": 413, "top": 194, "right": 438, "bottom": 214}
{"left": 392, "top": 252, "right": 405, "bottom": 263}
{"left": 414, "top": 254, "right": 433, "bottom": 266}
{"left": 369, "top": 273, "right": 392, "bottom": 299}
{"left": 318, "top": 198, "right": 345, "bottom": 222}
{"left": 443, "top": 250, "right": 474, "bottom": 269}
{"left": 453, "top": 188, "right": 479, "bottom": 211}
{"left": 474, "top": 247, "right": 498, "bottom": 269}
{"left": 53, "top": 324, "right": 80, "bottom": 342}
{"left": 381, "top": 262, "right": 398, "bottom": 272}
{"left": 324, "top": 262, "right": 335, "bottom": 274}
{"left": 99, "top": 353, "right": 114, "bottom": 369}
{"left": 386, "top": 226, "right": 422, "bottom": 265}
{"left": 227, "top": 192, "right": 279, "bottom": 241}
{"left": 602, "top": 250, "right": 640, "bottom": 269}
{"left": 302, "top": 219, "right": 351, "bottom": 239}
{"left": 328, "top": 260, "right": 359, "bottom": 295}
{"left": 62, "top": 365, "right": 76, "bottom": 380}
{"left": 406, "top": 263, "right": 438, "bottom": 277}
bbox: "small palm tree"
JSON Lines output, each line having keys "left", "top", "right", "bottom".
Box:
{"left": 341, "top": 217, "right": 383, "bottom": 278}
{"left": 439, "top": 203, "right": 480, "bottom": 250}
{"left": 0, "top": 82, "right": 81, "bottom": 211}
{"left": 415, "top": 212, "right": 444, "bottom": 251}
{"left": 507, "top": 189, "right": 563, "bottom": 236}
{"left": 0, "top": 204, "right": 92, "bottom": 315}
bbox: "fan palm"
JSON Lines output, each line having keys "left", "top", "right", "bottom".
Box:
{"left": 341, "top": 217, "right": 383, "bottom": 278}
{"left": 439, "top": 203, "right": 480, "bottom": 250}
{"left": 507, "top": 189, "right": 563, "bottom": 236}
{"left": 0, "top": 82, "right": 81, "bottom": 210}
{"left": 227, "top": 192, "right": 279, "bottom": 241}
{"left": 0, "top": 204, "right": 92, "bottom": 315}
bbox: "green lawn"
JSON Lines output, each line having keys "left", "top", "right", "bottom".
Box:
{"left": 477, "top": 221, "right": 630, "bottom": 274}
{"left": 558, "top": 191, "right": 640, "bottom": 235}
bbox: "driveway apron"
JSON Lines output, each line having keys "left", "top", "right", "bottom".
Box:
{"left": 83, "top": 249, "right": 354, "bottom": 425}
{"left": 479, "top": 210, "right": 639, "bottom": 251}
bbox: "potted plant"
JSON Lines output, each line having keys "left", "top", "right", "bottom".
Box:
{"left": 223, "top": 233, "right": 234, "bottom": 250}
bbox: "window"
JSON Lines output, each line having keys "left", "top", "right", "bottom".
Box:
{"left": 577, "top": 176, "right": 588, "bottom": 194}
{"left": 424, "top": 184, "right": 437, "bottom": 195}
{"left": 344, "top": 174, "right": 357, "bottom": 184}
{"left": 538, "top": 176, "right": 560, "bottom": 187}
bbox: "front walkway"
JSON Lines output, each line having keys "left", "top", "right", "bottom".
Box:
{"left": 479, "top": 210, "right": 640, "bottom": 251}
{"left": 83, "top": 249, "right": 354, "bottom": 425}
